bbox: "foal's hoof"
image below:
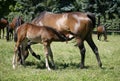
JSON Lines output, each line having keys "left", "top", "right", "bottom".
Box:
{"left": 13, "top": 65, "right": 16, "bottom": 69}
{"left": 36, "top": 55, "right": 41, "bottom": 60}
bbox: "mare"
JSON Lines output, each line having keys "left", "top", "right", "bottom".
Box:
{"left": 97, "top": 25, "right": 107, "bottom": 41}
{"left": 0, "top": 18, "right": 9, "bottom": 39}
{"left": 12, "top": 23, "right": 67, "bottom": 70}
{"left": 6, "top": 16, "right": 24, "bottom": 41}
{"left": 29, "top": 11, "right": 102, "bottom": 70}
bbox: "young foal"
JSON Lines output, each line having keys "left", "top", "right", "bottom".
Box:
{"left": 0, "top": 18, "right": 9, "bottom": 39}
{"left": 97, "top": 25, "right": 107, "bottom": 41}
{"left": 12, "top": 23, "right": 67, "bottom": 70}
{"left": 31, "top": 11, "right": 102, "bottom": 69}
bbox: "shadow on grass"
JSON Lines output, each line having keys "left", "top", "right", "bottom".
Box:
{"left": 25, "top": 60, "right": 116, "bottom": 70}
{"left": 25, "top": 60, "right": 90, "bottom": 70}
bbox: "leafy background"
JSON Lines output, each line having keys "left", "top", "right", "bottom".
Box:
{"left": 0, "top": 0, "right": 120, "bottom": 31}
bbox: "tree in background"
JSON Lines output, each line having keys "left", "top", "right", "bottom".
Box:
{"left": 0, "top": 0, "right": 16, "bottom": 18}
{"left": 0, "top": 0, "right": 119, "bottom": 30}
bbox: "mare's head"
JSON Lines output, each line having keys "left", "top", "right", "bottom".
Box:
{"left": 14, "top": 16, "right": 24, "bottom": 42}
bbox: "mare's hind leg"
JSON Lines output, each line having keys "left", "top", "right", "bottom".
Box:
{"left": 86, "top": 35, "right": 102, "bottom": 68}
{"left": 76, "top": 38, "right": 86, "bottom": 68}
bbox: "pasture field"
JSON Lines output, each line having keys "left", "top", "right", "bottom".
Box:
{"left": 0, "top": 35, "right": 120, "bottom": 81}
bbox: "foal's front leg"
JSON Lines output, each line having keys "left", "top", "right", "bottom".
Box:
{"left": 12, "top": 44, "right": 19, "bottom": 69}
{"left": 48, "top": 45, "right": 55, "bottom": 68}
{"left": 43, "top": 43, "right": 51, "bottom": 71}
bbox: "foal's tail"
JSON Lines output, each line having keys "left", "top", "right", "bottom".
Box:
{"left": 87, "top": 12, "right": 96, "bottom": 29}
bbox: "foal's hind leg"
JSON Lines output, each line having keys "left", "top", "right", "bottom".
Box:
{"left": 86, "top": 35, "right": 102, "bottom": 68}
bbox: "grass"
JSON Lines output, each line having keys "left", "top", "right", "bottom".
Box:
{"left": 0, "top": 35, "right": 120, "bottom": 81}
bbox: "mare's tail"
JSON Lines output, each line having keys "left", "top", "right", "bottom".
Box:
{"left": 87, "top": 12, "right": 96, "bottom": 29}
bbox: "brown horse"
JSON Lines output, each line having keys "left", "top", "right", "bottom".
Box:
{"left": 11, "top": 17, "right": 41, "bottom": 61}
{"left": 0, "top": 18, "right": 9, "bottom": 39}
{"left": 30, "top": 11, "right": 102, "bottom": 69}
{"left": 97, "top": 25, "right": 107, "bottom": 41}
{"left": 6, "top": 16, "right": 24, "bottom": 41}
{"left": 12, "top": 23, "right": 67, "bottom": 70}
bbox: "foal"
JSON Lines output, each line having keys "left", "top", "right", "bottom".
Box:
{"left": 12, "top": 23, "right": 67, "bottom": 70}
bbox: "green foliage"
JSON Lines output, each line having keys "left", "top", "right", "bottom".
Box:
{"left": 0, "top": 0, "right": 120, "bottom": 30}
{"left": 0, "top": 35, "right": 120, "bottom": 81}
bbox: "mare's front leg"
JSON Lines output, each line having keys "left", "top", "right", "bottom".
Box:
{"left": 76, "top": 38, "right": 86, "bottom": 69}
{"left": 86, "top": 35, "right": 102, "bottom": 68}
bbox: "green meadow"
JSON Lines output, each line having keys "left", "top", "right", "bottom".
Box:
{"left": 0, "top": 35, "right": 120, "bottom": 81}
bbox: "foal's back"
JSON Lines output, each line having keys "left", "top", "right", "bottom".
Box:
{"left": 17, "top": 23, "right": 66, "bottom": 43}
